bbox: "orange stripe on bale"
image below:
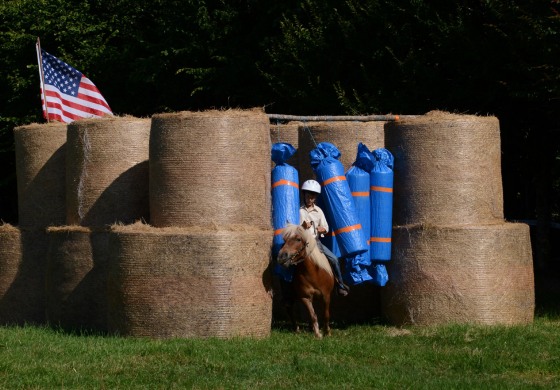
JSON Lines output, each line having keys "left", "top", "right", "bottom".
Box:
{"left": 333, "top": 224, "right": 362, "bottom": 236}
{"left": 370, "top": 237, "right": 391, "bottom": 243}
{"left": 370, "top": 186, "right": 393, "bottom": 193}
{"left": 322, "top": 176, "right": 346, "bottom": 186}
{"left": 272, "top": 179, "right": 299, "bottom": 189}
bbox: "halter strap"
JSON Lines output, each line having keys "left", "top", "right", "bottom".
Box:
{"left": 285, "top": 241, "right": 308, "bottom": 266}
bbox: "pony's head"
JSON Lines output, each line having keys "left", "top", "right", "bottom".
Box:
{"left": 277, "top": 224, "right": 315, "bottom": 267}
{"left": 277, "top": 224, "right": 331, "bottom": 276}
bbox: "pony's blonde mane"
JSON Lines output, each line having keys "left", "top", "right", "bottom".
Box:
{"left": 282, "top": 224, "right": 333, "bottom": 276}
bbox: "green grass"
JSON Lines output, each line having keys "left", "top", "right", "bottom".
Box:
{"left": 1, "top": 316, "right": 559, "bottom": 389}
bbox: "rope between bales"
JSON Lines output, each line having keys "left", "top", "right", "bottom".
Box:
{"left": 267, "top": 114, "right": 417, "bottom": 122}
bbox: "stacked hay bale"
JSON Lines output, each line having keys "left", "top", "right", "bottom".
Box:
{"left": 0, "top": 224, "right": 24, "bottom": 324}
{"left": 382, "top": 111, "right": 534, "bottom": 325}
{"left": 46, "top": 226, "right": 110, "bottom": 331}
{"left": 269, "top": 121, "right": 301, "bottom": 170}
{"left": 15, "top": 122, "right": 67, "bottom": 229}
{"left": 1, "top": 122, "right": 68, "bottom": 325}
{"left": 108, "top": 223, "right": 272, "bottom": 339}
{"left": 107, "top": 109, "right": 273, "bottom": 339}
{"left": 297, "top": 121, "right": 385, "bottom": 182}
{"left": 45, "top": 116, "right": 150, "bottom": 332}
{"left": 295, "top": 121, "right": 386, "bottom": 323}
{"left": 66, "top": 116, "right": 151, "bottom": 227}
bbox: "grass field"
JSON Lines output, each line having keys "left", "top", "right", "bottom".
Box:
{"left": 1, "top": 310, "right": 559, "bottom": 389}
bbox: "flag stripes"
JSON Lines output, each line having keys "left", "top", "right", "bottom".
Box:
{"left": 37, "top": 45, "right": 112, "bottom": 123}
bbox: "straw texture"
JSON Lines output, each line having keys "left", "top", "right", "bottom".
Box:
{"left": 66, "top": 116, "right": 150, "bottom": 227}
{"left": 14, "top": 122, "right": 66, "bottom": 228}
{"left": 270, "top": 121, "right": 301, "bottom": 170}
{"left": 381, "top": 222, "right": 534, "bottom": 326}
{"left": 385, "top": 111, "right": 504, "bottom": 226}
{"left": 149, "top": 109, "right": 271, "bottom": 229}
{"left": 0, "top": 225, "right": 22, "bottom": 324}
{"left": 298, "top": 121, "right": 385, "bottom": 182}
{"left": 0, "top": 226, "right": 48, "bottom": 325}
{"left": 107, "top": 224, "right": 273, "bottom": 339}
{"left": 46, "top": 226, "right": 110, "bottom": 332}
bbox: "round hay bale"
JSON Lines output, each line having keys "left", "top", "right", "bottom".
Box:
{"left": 149, "top": 109, "right": 271, "bottom": 229}
{"left": 298, "top": 121, "right": 385, "bottom": 182}
{"left": 385, "top": 111, "right": 504, "bottom": 226}
{"left": 270, "top": 121, "right": 301, "bottom": 170}
{"left": 14, "top": 122, "right": 66, "bottom": 228}
{"left": 0, "top": 226, "right": 48, "bottom": 325}
{"left": 46, "top": 226, "right": 110, "bottom": 332}
{"left": 0, "top": 224, "right": 22, "bottom": 324}
{"left": 381, "top": 222, "right": 534, "bottom": 326}
{"left": 107, "top": 224, "right": 273, "bottom": 339}
{"left": 66, "top": 116, "right": 150, "bottom": 227}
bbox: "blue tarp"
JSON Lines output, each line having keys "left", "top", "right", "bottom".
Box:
{"left": 370, "top": 148, "right": 394, "bottom": 261}
{"left": 271, "top": 142, "right": 299, "bottom": 282}
{"left": 342, "top": 143, "right": 375, "bottom": 284}
{"left": 310, "top": 142, "right": 368, "bottom": 258}
{"left": 347, "top": 142, "right": 374, "bottom": 265}
{"left": 369, "top": 263, "right": 389, "bottom": 286}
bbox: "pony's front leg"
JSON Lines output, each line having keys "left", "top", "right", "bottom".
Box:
{"left": 300, "top": 297, "right": 322, "bottom": 338}
{"left": 287, "top": 303, "right": 300, "bottom": 333}
{"left": 323, "top": 294, "right": 332, "bottom": 336}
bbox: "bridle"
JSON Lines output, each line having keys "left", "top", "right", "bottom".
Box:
{"left": 284, "top": 239, "right": 308, "bottom": 266}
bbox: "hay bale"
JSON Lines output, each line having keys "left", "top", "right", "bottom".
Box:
{"left": 298, "top": 121, "right": 385, "bottom": 182}
{"left": 270, "top": 121, "right": 301, "bottom": 170}
{"left": 14, "top": 122, "right": 66, "bottom": 228}
{"left": 0, "top": 225, "right": 48, "bottom": 325}
{"left": 150, "top": 109, "right": 271, "bottom": 229}
{"left": 107, "top": 223, "right": 273, "bottom": 339}
{"left": 66, "top": 116, "right": 150, "bottom": 227}
{"left": 46, "top": 226, "right": 110, "bottom": 332}
{"left": 0, "top": 224, "right": 22, "bottom": 324}
{"left": 381, "top": 222, "right": 534, "bottom": 326}
{"left": 385, "top": 111, "right": 504, "bottom": 226}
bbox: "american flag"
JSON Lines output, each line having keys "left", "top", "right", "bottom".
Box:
{"left": 39, "top": 49, "right": 113, "bottom": 123}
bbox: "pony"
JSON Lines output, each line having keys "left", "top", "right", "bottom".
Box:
{"left": 276, "top": 224, "right": 335, "bottom": 338}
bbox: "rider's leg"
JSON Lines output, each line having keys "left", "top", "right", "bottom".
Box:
{"left": 317, "top": 240, "right": 349, "bottom": 296}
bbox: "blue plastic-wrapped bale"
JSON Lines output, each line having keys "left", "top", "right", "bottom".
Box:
{"left": 271, "top": 143, "right": 299, "bottom": 281}
{"left": 370, "top": 263, "right": 389, "bottom": 286}
{"left": 346, "top": 143, "right": 374, "bottom": 265}
{"left": 317, "top": 195, "right": 341, "bottom": 257}
{"left": 370, "top": 148, "right": 394, "bottom": 261}
{"left": 310, "top": 142, "right": 367, "bottom": 258}
{"left": 320, "top": 231, "right": 341, "bottom": 258}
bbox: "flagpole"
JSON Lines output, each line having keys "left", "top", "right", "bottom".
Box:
{"left": 35, "top": 37, "right": 50, "bottom": 122}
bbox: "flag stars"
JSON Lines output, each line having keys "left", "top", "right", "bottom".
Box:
{"left": 39, "top": 48, "right": 112, "bottom": 123}
{"left": 41, "top": 50, "right": 82, "bottom": 96}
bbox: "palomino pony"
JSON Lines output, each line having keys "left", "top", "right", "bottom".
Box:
{"left": 277, "top": 224, "right": 335, "bottom": 338}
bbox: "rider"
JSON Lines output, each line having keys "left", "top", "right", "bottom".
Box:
{"left": 300, "top": 179, "right": 349, "bottom": 297}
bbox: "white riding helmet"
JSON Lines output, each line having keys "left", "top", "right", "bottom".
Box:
{"left": 301, "top": 179, "right": 321, "bottom": 194}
